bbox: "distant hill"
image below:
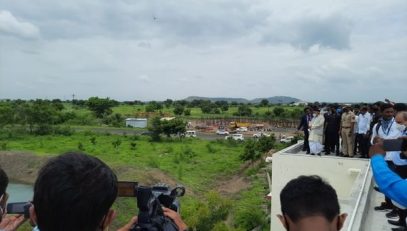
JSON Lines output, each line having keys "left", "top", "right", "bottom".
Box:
{"left": 251, "top": 96, "right": 301, "bottom": 104}
{"left": 184, "top": 96, "right": 301, "bottom": 104}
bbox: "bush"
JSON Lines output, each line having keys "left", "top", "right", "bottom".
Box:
{"left": 130, "top": 142, "right": 137, "bottom": 150}
{"left": 54, "top": 126, "right": 74, "bottom": 136}
{"left": 0, "top": 142, "right": 8, "bottom": 150}
{"left": 184, "top": 191, "right": 232, "bottom": 231}
{"left": 147, "top": 157, "right": 160, "bottom": 168}
{"left": 112, "top": 139, "right": 122, "bottom": 149}
{"left": 90, "top": 137, "right": 97, "bottom": 145}
{"left": 206, "top": 143, "right": 217, "bottom": 153}
{"left": 234, "top": 208, "right": 264, "bottom": 230}
{"left": 182, "top": 146, "right": 195, "bottom": 157}
{"left": 78, "top": 142, "right": 85, "bottom": 151}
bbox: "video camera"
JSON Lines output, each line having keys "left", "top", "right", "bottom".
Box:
{"left": 118, "top": 181, "right": 186, "bottom": 231}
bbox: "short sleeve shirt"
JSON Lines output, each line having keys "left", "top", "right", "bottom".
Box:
{"left": 341, "top": 111, "right": 356, "bottom": 127}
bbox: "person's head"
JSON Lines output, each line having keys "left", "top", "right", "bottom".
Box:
{"left": 304, "top": 107, "right": 310, "bottom": 114}
{"left": 395, "top": 111, "right": 407, "bottom": 130}
{"left": 278, "top": 175, "right": 347, "bottom": 231}
{"left": 360, "top": 106, "right": 368, "bottom": 115}
{"left": 313, "top": 108, "right": 321, "bottom": 116}
{"left": 330, "top": 107, "right": 337, "bottom": 115}
{"left": 0, "top": 167, "right": 9, "bottom": 221}
{"left": 31, "top": 152, "right": 118, "bottom": 231}
{"left": 342, "top": 106, "right": 350, "bottom": 113}
{"left": 394, "top": 103, "right": 407, "bottom": 113}
{"left": 381, "top": 104, "right": 395, "bottom": 120}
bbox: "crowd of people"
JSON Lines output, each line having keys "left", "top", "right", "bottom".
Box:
{"left": 296, "top": 100, "right": 407, "bottom": 231}
{"left": 0, "top": 153, "right": 187, "bottom": 231}
{"left": 298, "top": 101, "right": 406, "bottom": 158}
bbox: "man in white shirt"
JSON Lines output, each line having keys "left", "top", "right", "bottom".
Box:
{"left": 355, "top": 106, "right": 371, "bottom": 158}
{"left": 371, "top": 104, "right": 402, "bottom": 216}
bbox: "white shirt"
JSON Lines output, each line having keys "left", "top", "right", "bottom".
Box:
{"left": 356, "top": 112, "right": 371, "bottom": 134}
{"left": 371, "top": 118, "right": 402, "bottom": 161}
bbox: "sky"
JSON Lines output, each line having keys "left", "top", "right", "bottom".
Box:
{"left": 0, "top": 0, "right": 406, "bottom": 102}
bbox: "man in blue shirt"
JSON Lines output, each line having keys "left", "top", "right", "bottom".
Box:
{"left": 370, "top": 137, "right": 407, "bottom": 230}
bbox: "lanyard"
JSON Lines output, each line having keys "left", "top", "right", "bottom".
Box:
{"left": 382, "top": 118, "right": 394, "bottom": 136}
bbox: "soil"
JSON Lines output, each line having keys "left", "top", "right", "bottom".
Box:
{"left": 214, "top": 149, "right": 275, "bottom": 196}
{"left": 0, "top": 151, "right": 49, "bottom": 184}
{"left": 0, "top": 151, "right": 193, "bottom": 194}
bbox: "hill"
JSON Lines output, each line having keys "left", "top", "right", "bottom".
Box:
{"left": 184, "top": 96, "right": 301, "bottom": 104}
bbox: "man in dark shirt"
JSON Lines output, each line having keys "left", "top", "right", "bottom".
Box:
{"left": 298, "top": 107, "right": 312, "bottom": 154}
{"left": 324, "top": 107, "right": 341, "bottom": 155}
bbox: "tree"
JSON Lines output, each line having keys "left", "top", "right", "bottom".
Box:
{"left": 0, "top": 103, "right": 13, "bottom": 128}
{"left": 164, "top": 99, "right": 173, "bottom": 108}
{"left": 259, "top": 99, "right": 269, "bottom": 107}
{"left": 173, "top": 105, "right": 184, "bottom": 115}
{"left": 200, "top": 101, "right": 213, "bottom": 114}
{"left": 184, "top": 109, "right": 191, "bottom": 116}
{"left": 86, "top": 97, "right": 118, "bottom": 118}
{"left": 273, "top": 107, "right": 285, "bottom": 117}
{"left": 235, "top": 105, "right": 252, "bottom": 117}
{"left": 145, "top": 101, "right": 163, "bottom": 112}
{"left": 161, "top": 118, "right": 187, "bottom": 138}
{"left": 240, "top": 140, "right": 261, "bottom": 163}
{"left": 148, "top": 116, "right": 162, "bottom": 141}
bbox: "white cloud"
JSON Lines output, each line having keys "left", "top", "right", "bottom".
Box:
{"left": 0, "top": 10, "right": 40, "bottom": 39}
{"left": 0, "top": 0, "right": 406, "bottom": 102}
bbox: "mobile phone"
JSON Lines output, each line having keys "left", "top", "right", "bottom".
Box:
{"left": 117, "top": 181, "right": 138, "bottom": 197}
{"left": 383, "top": 139, "right": 404, "bottom": 151}
{"left": 6, "top": 202, "right": 31, "bottom": 218}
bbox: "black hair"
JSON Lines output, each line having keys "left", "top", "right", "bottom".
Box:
{"left": 0, "top": 167, "right": 8, "bottom": 196}
{"left": 394, "top": 103, "right": 407, "bottom": 112}
{"left": 280, "top": 175, "right": 340, "bottom": 223}
{"left": 33, "top": 152, "right": 118, "bottom": 231}
{"left": 380, "top": 103, "right": 394, "bottom": 112}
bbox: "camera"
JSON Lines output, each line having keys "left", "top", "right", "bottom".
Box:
{"left": 118, "top": 181, "right": 186, "bottom": 231}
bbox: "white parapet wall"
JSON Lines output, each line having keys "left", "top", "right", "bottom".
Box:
{"left": 270, "top": 143, "right": 373, "bottom": 231}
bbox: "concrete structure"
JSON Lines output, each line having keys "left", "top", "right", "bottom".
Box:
{"left": 270, "top": 142, "right": 393, "bottom": 231}
{"left": 125, "top": 118, "right": 147, "bottom": 128}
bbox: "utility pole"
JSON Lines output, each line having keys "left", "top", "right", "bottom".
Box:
{"left": 72, "top": 94, "right": 75, "bottom": 102}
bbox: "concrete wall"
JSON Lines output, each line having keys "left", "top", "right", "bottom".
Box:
{"left": 270, "top": 145, "right": 370, "bottom": 231}
{"left": 125, "top": 118, "right": 147, "bottom": 128}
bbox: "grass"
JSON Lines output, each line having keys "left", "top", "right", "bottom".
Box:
{"left": 1, "top": 132, "right": 274, "bottom": 230}
{"left": 3, "top": 133, "right": 243, "bottom": 191}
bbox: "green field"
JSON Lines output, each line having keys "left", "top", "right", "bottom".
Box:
{"left": 1, "top": 132, "right": 272, "bottom": 231}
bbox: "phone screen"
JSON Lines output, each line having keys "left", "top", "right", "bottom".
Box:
{"left": 117, "top": 181, "right": 138, "bottom": 197}
{"left": 383, "top": 139, "right": 403, "bottom": 152}
{"left": 7, "top": 202, "right": 26, "bottom": 214}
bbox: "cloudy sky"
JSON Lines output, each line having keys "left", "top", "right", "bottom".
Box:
{"left": 0, "top": 0, "right": 406, "bottom": 102}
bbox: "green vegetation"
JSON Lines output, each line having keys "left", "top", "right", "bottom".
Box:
{"left": 0, "top": 97, "right": 298, "bottom": 230}
{"left": 0, "top": 129, "right": 279, "bottom": 230}
{"left": 0, "top": 99, "right": 304, "bottom": 133}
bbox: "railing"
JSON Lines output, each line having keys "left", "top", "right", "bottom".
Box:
{"left": 346, "top": 162, "right": 371, "bottom": 231}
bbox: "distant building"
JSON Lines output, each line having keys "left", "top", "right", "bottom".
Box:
{"left": 125, "top": 118, "right": 147, "bottom": 128}
{"left": 160, "top": 117, "right": 176, "bottom": 121}
{"left": 291, "top": 101, "right": 308, "bottom": 106}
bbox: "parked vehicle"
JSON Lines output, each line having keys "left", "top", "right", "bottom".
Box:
{"left": 185, "top": 130, "right": 197, "bottom": 138}
{"left": 225, "top": 133, "right": 244, "bottom": 141}
{"left": 236, "top": 127, "right": 248, "bottom": 132}
{"left": 253, "top": 132, "right": 271, "bottom": 138}
{"left": 280, "top": 136, "right": 294, "bottom": 143}
{"left": 216, "top": 130, "right": 229, "bottom": 135}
